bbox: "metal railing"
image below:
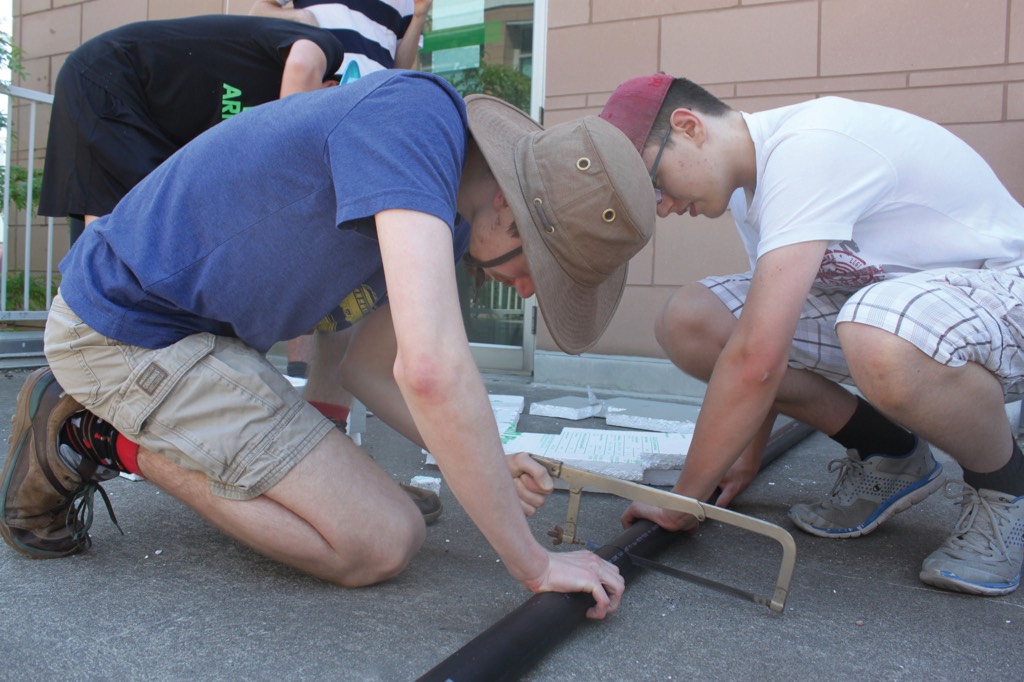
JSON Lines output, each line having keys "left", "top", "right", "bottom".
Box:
{"left": 1, "top": 83, "right": 56, "bottom": 324}
{"left": 478, "top": 279, "right": 524, "bottom": 315}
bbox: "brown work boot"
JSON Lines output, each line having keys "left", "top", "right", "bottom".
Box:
{"left": 0, "top": 367, "right": 119, "bottom": 558}
{"left": 401, "top": 484, "right": 442, "bottom": 525}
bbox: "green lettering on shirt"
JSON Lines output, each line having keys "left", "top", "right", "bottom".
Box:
{"left": 221, "top": 83, "right": 249, "bottom": 119}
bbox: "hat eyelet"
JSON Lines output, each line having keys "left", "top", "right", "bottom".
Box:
{"left": 534, "top": 197, "right": 556, "bottom": 234}
{"left": 576, "top": 157, "right": 591, "bottom": 171}
{"left": 602, "top": 208, "right": 616, "bottom": 223}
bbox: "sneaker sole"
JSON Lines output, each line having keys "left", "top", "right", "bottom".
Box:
{"left": 0, "top": 368, "right": 81, "bottom": 559}
{"left": 790, "top": 462, "right": 945, "bottom": 539}
{"left": 919, "top": 569, "right": 1020, "bottom": 597}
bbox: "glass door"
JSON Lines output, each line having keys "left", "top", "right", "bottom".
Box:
{"left": 420, "top": 0, "right": 540, "bottom": 374}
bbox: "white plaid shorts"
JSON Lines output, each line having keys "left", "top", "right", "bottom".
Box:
{"left": 700, "top": 266, "right": 1024, "bottom": 401}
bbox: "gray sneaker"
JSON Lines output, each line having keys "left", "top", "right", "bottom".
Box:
{"left": 789, "top": 437, "right": 944, "bottom": 538}
{"left": 919, "top": 484, "right": 1024, "bottom": 596}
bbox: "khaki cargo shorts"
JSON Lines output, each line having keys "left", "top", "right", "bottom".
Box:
{"left": 43, "top": 292, "right": 335, "bottom": 500}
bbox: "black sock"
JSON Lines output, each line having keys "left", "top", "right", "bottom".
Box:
{"left": 286, "top": 361, "right": 308, "bottom": 378}
{"left": 830, "top": 396, "right": 916, "bottom": 456}
{"left": 59, "top": 410, "right": 129, "bottom": 473}
{"left": 963, "top": 437, "right": 1024, "bottom": 497}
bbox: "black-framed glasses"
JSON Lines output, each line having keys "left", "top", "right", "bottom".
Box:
{"left": 463, "top": 245, "right": 523, "bottom": 293}
{"left": 648, "top": 126, "right": 672, "bottom": 205}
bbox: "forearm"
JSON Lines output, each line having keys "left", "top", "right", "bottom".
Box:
{"left": 742, "top": 409, "right": 776, "bottom": 469}
{"left": 373, "top": 208, "right": 549, "bottom": 585}
{"left": 396, "top": 350, "right": 548, "bottom": 583}
{"left": 673, "top": 353, "right": 783, "bottom": 502}
{"left": 348, "top": 368, "right": 423, "bottom": 446}
{"left": 279, "top": 39, "right": 329, "bottom": 97}
{"left": 394, "top": 10, "right": 429, "bottom": 69}
{"left": 303, "top": 330, "right": 352, "bottom": 407}
{"left": 339, "top": 308, "right": 425, "bottom": 447}
{"left": 249, "top": 0, "right": 317, "bottom": 25}
{"left": 344, "top": 309, "right": 548, "bottom": 581}
{"left": 279, "top": 68, "right": 323, "bottom": 98}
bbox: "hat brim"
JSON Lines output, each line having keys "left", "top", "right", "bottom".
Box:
{"left": 466, "top": 95, "right": 628, "bottom": 355}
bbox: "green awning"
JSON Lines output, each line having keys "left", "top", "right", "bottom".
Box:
{"left": 421, "top": 21, "right": 503, "bottom": 52}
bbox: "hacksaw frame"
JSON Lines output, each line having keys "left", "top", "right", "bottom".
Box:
{"left": 533, "top": 455, "right": 796, "bottom": 613}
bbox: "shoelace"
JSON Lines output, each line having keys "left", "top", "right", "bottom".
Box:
{"left": 66, "top": 479, "right": 123, "bottom": 549}
{"left": 58, "top": 444, "right": 123, "bottom": 549}
{"left": 941, "top": 482, "right": 1011, "bottom": 562}
{"left": 826, "top": 455, "right": 863, "bottom": 497}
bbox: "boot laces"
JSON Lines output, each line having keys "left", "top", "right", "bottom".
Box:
{"left": 58, "top": 444, "right": 123, "bottom": 549}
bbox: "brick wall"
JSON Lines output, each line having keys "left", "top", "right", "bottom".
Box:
{"left": 6, "top": 1, "right": 249, "bottom": 268}
{"left": 10, "top": 1, "right": 1023, "bottom": 359}
{"left": 13, "top": 1, "right": 249, "bottom": 93}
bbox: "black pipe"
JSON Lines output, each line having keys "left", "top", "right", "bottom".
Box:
{"left": 419, "top": 520, "right": 674, "bottom": 682}
{"left": 418, "top": 419, "right": 814, "bottom": 682}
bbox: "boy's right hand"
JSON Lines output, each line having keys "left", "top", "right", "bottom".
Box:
{"left": 521, "top": 550, "right": 625, "bottom": 620}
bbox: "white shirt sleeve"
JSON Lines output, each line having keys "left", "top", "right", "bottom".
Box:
{"left": 751, "top": 130, "right": 896, "bottom": 260}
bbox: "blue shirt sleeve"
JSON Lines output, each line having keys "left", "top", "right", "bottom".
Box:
{"left": 328, "top": 72, "right": 468, "bottom": 235}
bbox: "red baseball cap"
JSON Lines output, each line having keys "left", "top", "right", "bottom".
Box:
{"left": 598, "top": 73, "right": 674, "bottom": 153}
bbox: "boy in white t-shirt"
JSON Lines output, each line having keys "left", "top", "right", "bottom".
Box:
{"left": 600, "top": 73, "right": 1024, "bottom": 596}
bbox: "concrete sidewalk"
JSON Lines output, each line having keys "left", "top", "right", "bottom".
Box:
{"left": 1, "top": 367, "right": 1021, "bottom": 681}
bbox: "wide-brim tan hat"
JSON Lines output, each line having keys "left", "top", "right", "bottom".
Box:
{"left": 466, "top": 95, "right": 656, "bottom": 355}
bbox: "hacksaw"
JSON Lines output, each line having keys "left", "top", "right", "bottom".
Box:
{"left": 532, "top": 455, "right": 796, "bottom": 613}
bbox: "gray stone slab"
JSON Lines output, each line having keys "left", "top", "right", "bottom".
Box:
{"left": 603, "top": 396, "right": 700, "bottom": 432}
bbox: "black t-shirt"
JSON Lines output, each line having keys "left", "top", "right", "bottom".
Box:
{"left": 67, "top": 15, "right": 345, "bottom": 147}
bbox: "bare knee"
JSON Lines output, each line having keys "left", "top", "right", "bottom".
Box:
{"left": 656, "top": 284, "right": 736, "bottom": 374}
{"left": 654, "top": 294, "right": 685, "bottom": 353}
{"left": 656, "top": 285, "right": 702, "bottom": 349}
{"left": 327, "top": 506, "right": 425, "bottom": 588}
{"left": 839, "top": 322, "right": 919, "bottom": 411}
{"left": 140, "top": 445, "right": 426, "bottom": 588}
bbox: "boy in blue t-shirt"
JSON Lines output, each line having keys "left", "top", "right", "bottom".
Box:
{"left": 249, "top": 0, "right": 433, "bottom": 448}
{"left": 2, "top": 70, "right": 654, "bottom": 618}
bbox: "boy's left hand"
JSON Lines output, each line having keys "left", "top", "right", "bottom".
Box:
{"left": 506, "top": 452, "right": 554, "bottom": 516}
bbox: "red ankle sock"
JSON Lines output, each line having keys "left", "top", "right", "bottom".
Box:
{"left": 115, "top": 435, "right": 143, "bottom": 476}
{"left": 308, "top": 401, "right": 350, "bottom": 428}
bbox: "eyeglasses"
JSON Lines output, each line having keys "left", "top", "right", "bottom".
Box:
{"left": 463, "top": 245, "right": 523, "bottom": 294}
{"left": 648, "top": 126, "right": 672, "bottom": 205}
